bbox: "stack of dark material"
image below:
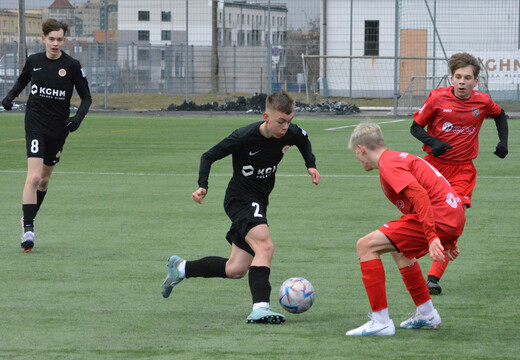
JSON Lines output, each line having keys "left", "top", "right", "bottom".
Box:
{"left": 166, "top": 93, "right": 359, "bottom": 115}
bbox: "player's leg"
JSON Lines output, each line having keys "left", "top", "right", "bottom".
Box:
{"left": 426, "top": 160, "right": 474, "bottom": 295}
{"left": 161, "top": 244, "right": 253, "bottom": 299}
{"left": 244, "top": 224, "right": 285, "bottom": 324}
{"left": 346, "top": 230, "right": 396, "bottom": 336}
{"left": 35, "top": 163, "right": 54, "bottom": 212}
{"left": 392, "top": 252, "right": 441, "bottom": 329}
{"left": 21, "top": 157, "right": 45, "bottom": 251}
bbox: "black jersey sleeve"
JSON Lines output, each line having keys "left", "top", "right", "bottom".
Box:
{"left": 71, "top": 60, "right": 92, "bottom": 121}
{"left": 197, "top": 129, "right": 242, "bottom": 189}
{"left": 294, "top": 126, "right": 317, "bottom": 169}
{"left": 5, "top": 58, "right": 33, "bottom": 100}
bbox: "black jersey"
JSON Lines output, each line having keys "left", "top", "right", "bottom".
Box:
{"left": 198, "top": 121, "right": 317, "bottom": 202}
{"left": 7, "top": 51, "right": 91, "bottom": 137}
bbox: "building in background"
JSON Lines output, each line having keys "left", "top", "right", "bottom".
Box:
{"left": 319, "top": 0, "right": 520, "bottom": 103}
{"left": 0, "top": 9, "right": 42, "bottom": 47}
{"left": 42, "top": 0, "right": 76, "bottom": 35}
{"left": 117, "top": 0, "right": 288, "bottom": 94}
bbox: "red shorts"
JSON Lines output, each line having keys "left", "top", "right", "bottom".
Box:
{"left": 379, "top": 214, "right": 462, "bottom": 260}
{"left": 424, "top": 155, "right": 476, "bottom": 207}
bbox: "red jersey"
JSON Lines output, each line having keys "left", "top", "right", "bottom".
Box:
{"left": 378, "top": 150, "right": 465, "bottom": 233}
{"left": 413, "top": 86, "right": 501, "bottom": 161}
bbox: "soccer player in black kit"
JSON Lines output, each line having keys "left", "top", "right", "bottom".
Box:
{"left": 161, "top": 91, "right": 321, "bottom": 324}
{"left": 2, "top": 19, "right": 92, "bottom": 251}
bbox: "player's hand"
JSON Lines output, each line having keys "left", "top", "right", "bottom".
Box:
{"left": 494, "top": 140, "right": 508, "bottom": 159}
{"left": 65, "top": 115, "right": 81, "bottom": 132}
{"left": 428, "top": 238, "right": 445, "bottom": 262}
{"left": 308, "top": 168, "right": 321, "bottom": 185}
{"left": 431, "top": 140, "right": 452, "bottom": 157}
{"left": 2, "top": 96, "right": 13, "bottom": 111}
{"left": 445, "top": 244, "right": 460, "bottom": 261}
{"left": 192, "top": 187, "right": 207, "bottom": 204}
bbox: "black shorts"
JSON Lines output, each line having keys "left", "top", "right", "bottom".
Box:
{"left": 26, "top": 132, "right": 67, "bottom": 166}
{"left": 224, "top": 195, "right": 268, "bottom": 256}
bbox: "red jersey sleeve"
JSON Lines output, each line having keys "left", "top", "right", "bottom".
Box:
{"left": 403, "top": 182, "right": 438, "bottom": 244}
{"left": 413, "top": 89, "right": 438, "bottom": 127}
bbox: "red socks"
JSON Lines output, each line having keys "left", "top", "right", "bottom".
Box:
{"left": 428, "top": 257, "right": 450, "bottom": 280}
{"left": 360, "top": 259, "right": 387, "bottom": 312}
{"left": 400, "top": 261, "right": 431, "bottom": 306}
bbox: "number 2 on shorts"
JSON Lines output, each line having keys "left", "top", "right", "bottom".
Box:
{"left": 251, "top": 202, "right": 263, "bottom": 218}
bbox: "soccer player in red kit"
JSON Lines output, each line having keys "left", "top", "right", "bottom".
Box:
{"left": 345, "top": 122, "right": 465, "bottom": 336}
{"left": 411, "top": 52, "right": 509, "bottom": 295}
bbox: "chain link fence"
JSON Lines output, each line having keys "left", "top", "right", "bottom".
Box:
{"left": 1, "top": 0, "right": 518, "bottom": 111}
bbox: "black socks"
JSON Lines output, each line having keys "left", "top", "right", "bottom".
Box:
{"left": 185, "top": 256, "right": 228, "bottom": 278}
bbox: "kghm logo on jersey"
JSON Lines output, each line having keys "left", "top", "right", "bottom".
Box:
{"left": 472, "top": 108, "right": 479, "bottom": 117}
{"left": 242, "top": 165, "right": 277, "bottom": 179}
{"left": 30, "top": 84, "right": 66, "bottom": 100}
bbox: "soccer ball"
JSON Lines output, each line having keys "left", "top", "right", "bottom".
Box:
{"left": 278, "top": 277, "right": 315, "bottom": 314}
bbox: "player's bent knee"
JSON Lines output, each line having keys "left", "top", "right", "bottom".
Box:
{"left": 355, "top": 235, "right": 372, "bottom": 258}
{"left": 39, "top": 177, "right": 50, "bottom": 189}
{"left": 226, "top": 269, "right": 247, "bottom": 279}
{"left": 225, "top": 263, "right": 248, "bottom": 279}
{"left": 27, "top": 174, "right": 43, "bottom": 188}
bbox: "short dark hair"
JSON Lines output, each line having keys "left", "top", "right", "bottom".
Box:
{"left": 266, "top": 90, "right": 294, "bottom": 115}
{"left": 449, "top": 52, "right": 480, "bottom": 79}
{"left": 42, "top": 18, "right": 68, "bottom": 36}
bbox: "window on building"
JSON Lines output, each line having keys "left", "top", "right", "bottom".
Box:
{"left": 161, "top": 30, "right": 171, "bottom": 41}
{"left": 138, "top": 11, "right": 150, "bottom": 21}
{"left": 364, "top": 20, "right": 379, "bottom": 56}
{"left": 137, "top": 49, "right": 149, "bottom": 62}
{"left": 162, "top": 11, "right": 171, "bottom": 22}
{"left": 138, "top": 30, "right": 150, "bottom": 41}
{"left": 247, "top": 15, "right": 249, "bottom": 25}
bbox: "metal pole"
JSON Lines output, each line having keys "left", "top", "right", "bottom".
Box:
{"left": 302, "top": 53, "right": 309, "bottom": 103}
{"left": 393, "top": 0, "right": 399, "bottom": 116}
{"left": 185, "top": 0, "right": 189, "bottom": 103}
{"left": 423, "top": 0, "right": 447, "bottom": 60}
{"left": 349, "top": 0, "right": 353, "bottom": 103}
{"left": 18, "top": 0, "right": 25, "bottom": 70}
{"left": 267, "top": 0, "right": 272, "bottom": 94}
{"left": 18, "top": 0, "right": 26, "bottom": 100}
{"left": 104, "top": 0, "right": 108, "bottom": 109}
{"left": 432, "top": 0, "right": 436, "bottom": 90}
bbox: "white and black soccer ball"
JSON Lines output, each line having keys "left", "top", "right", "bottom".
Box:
{"left": 278, "top": 277, "right": 315, "bottom": 314}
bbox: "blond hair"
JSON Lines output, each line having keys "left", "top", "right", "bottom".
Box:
{"left": 348, "top": 122, "right": 386, "bottom": 151}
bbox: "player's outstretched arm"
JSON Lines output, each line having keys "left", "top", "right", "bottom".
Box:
{"left": 307, "top": 168, "right": 320, "bottom": 185}
{"left": 192, "top": 187, "right": 207, "bottom": 204}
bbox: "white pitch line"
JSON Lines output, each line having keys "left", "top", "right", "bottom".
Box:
{"left": 0, "top": 169, "right": 518, "bottom": 180}
{"left": 325, "top": 118, "right": 407, "bottom": 131}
